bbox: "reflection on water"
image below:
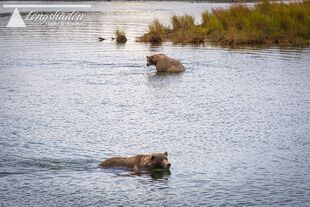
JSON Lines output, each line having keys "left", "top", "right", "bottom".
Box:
{"left": 0, "top": 1, "right": 310, "bottom": 206}
{"left": 112, "top": 169, "right": 171, "bottom": 180}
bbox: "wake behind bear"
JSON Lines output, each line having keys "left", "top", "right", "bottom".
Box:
{"left": 99, "top": 152, "right": 171, "bottom": 171}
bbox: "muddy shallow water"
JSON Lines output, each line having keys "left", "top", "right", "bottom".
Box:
{"left": 0, "top": 1, "right": 310, "bottom": 206}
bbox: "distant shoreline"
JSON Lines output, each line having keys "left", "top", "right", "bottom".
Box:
{"left": 0, "top": 0, "right": 290, "bottom": 2}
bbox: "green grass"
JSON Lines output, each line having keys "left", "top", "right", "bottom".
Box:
{"left": 138, "top": 0, "right": 310, "bottom": 46}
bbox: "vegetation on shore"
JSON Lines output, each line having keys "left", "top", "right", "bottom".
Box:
{"left": 138, "top": 0, "right": 310, "bottom": 46}
{"left": 115, "top": 30, "right": 127, "bottom": 43}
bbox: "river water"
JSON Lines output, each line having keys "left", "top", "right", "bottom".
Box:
{"left": 0, "top": 1, "right": 309, "bottom": 206}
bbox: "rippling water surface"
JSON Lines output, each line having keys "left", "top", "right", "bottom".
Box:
{"left": 0, "top": 1, "right": 310, "bottom": 206}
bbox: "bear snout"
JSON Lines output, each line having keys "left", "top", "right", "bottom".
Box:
{"left": 146, "top": 63, "right": 150, "bottom": 66}
{"left": 167, "top": 163, "right": 171, "bottom": 169}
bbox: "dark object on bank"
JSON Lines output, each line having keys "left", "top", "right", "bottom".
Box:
{"left": 98, "top": 37, "right": 106, "bottom": 41}
{"left": 114, "top": 30, "right": 127, "bottom": 43}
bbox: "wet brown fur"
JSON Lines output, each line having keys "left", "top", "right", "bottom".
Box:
{"left": 99, "top": 152, "right": 170, "bottom": 171}
{"left": 146, "top": 54, "right": 185, "bottom": 73}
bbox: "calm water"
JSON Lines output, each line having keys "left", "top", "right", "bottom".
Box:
{"left": 0, "top": 1, "right": 310, "bottom": 206}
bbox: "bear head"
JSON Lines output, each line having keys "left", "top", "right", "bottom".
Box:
{"left": 146, "top": 54, "right": 161, "bottom": 66}
{"left": 144, "top": 152, "right": 171, "bottom": 170}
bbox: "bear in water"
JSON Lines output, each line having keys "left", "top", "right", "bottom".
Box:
{"left": 146, "top": 54, "right": 185, "bottom": 73}
{"left": 99, "top": 152, "right": 171, "bottom": 171}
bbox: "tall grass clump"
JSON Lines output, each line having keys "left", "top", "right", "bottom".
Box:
{"left": 137, "top": 20, "right": 169, "bottom": 44}
{"left": 138, "top": 0, "right": 310, "bottom": 46}
{"left": 170, "top": 15, "right": 206, "bottom": 44}
{"left": 115, "top": 30, "right": 127, "bottom": 43}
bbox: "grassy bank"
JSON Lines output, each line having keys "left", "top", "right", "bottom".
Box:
{"left": 138, "top": 0, "right": 310, "bottom": 46}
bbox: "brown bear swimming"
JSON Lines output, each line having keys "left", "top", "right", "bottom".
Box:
{"left": 146, "top": 54, "right": 185, "bottom": 73}
{"left": 99, "top": 152, "right": 171, "bottom": 171}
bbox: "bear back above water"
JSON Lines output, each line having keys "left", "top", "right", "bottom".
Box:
{"left": 99, "top": 152, "right": 171, "bottom": 171}
{"left": 146, "top": 54, "right": 185, "bottom": 73}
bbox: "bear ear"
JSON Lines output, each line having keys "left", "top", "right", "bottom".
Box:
{"left": 164, "top": 151, "right": 168, "bottom": 157}
{"left": 151, "top": 155, "right": 156, "bottom": 161}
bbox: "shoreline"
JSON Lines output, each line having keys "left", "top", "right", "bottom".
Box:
{"left": 138, "top": 0, "right": 310, "bottom": 47}
{"left": 0, "top": 0, "right": 293, "bottom": 2}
